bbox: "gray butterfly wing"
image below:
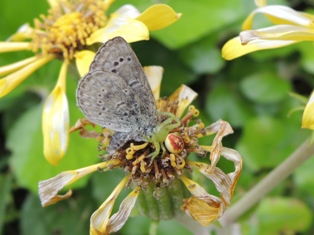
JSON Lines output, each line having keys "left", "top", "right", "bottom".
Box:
{"left": 107, "top": 131, "right": 145, "bottom": 154}
{"left": 77, "top": 70, "right": 147, "bottom": 132}
{"left": 89, "top": 37, "right": 157, "bottom": 128}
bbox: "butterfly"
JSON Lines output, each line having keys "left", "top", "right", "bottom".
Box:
{"left": 76, "top": 37, "right": 158, "bottom": 154}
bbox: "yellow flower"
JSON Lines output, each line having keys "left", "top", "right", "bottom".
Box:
{"left": 222, "top": 4, "right": 314, "bottom": 131}
{"left": 0, "top": 0, "right": 181, "bottom": 165}
{"left": 222, "top": 4, "right": 314, "bottom": 60}
{"left": 302, "top": 91, "right": 314, "bottom": 130}
{"left": 38, "top": 66, "right": 242, "bottom": 234}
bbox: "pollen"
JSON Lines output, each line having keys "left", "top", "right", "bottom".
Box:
{"left": 31, "top": 0, "right": 108, "bottom": 60}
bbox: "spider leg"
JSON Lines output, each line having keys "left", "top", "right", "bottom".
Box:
{"left": 158, "top": 112, "right": 181, "bottom": 131}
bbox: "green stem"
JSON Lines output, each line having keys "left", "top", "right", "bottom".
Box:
{"left": 219, "top": 138, "right": 314, "bottom": 225}
{"left": 149, "top": 220, "right": 159, "bottom": 235}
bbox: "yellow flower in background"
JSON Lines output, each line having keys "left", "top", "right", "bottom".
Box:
{"left": 221, "top": 3, "right": 314, "bottom": 131}
{"left": 38, "top": 66, "right": 242, "bottom": 234}
{"left": 222, "top": 5, "right": 314, "bottom": 60}
{"left": 0, "top": 0, "right": 181, "bottom": 166}
{"left": 302, "top": 91, "right": 314, "bottom": 130}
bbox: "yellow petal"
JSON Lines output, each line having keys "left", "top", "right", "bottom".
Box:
{"left": 38, "top": 161, "right": 110, "bottom": 207}
{"left": 0, "top": 42, "right": 31, "bottom": 53}
{"left": 114, "top": 4, "right": 141, "bottom": 18}
{"left": 222, "top": 34, "right": 295, "bottom": 60}
{"left": 242, "top": 5, "right": 314, "bottom": 30}
{"left": 0, "top": 55, "right": 54, "bottom": 98}
{"left": 7, "top": 23, "right": 35, "bottom": 42}
{"left": 75, "top": 50, "right": 96, "bottom": 77}
{"left": 240, "top": 25, "right": 314, "bottom": 43}
{"left": 169, "top": 85, "right": 198, "bottom": 117}
{"left": 0, "top": 56, "right": 38, "bottom": 77}
{"left": 87, "top": 11, "right": 149, "bottom": 45}
{"left": 47, "top": 0, "right": 58, "bottom": 8}
{"left": 254, "top": 0, "right": 267, "bottom": 7}
{"left": 143, "top": 66, "right": 163, "bottom": 100}
{"left": 90, "top": 175, "right": 130, "bottom": 235}
{"left": 103, "top": 0, "right": 115, "bottom": 11}
{"left": 136, "top": 4, "right": 182, "bottom": 31}
{"left": 43, "top": 60, "right": 69, "bottom": 166}
{"left": 302, "top": 91, "right": 314, "bottom": 130}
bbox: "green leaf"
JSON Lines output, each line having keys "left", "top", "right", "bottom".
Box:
{"left": 178, "top": 34, "right": 224, "bottom": 74}
{"left": 236, "top": 116, "right": 306, "bottom": 171}
{"left": 151, "top": 0, "right": 246, "bottom": 49}
{"left": 132, "top": 40, "right": 195, "bottom": 96}
{"left": 299, "top": 42, "right": 314, "bottom": 77}
{"left": 294, "top": 156, "right": 314, "bottom": 196}
{"left": 206, "top": 83, "right": 254, "bottom": 127}
{"left": 241, "top": 197, "right": 312, "bottom": 235}
{"left": 240, "top": 72, "right": 291, "bottom": 104}
{"left": 0, "top": 173, "right": 12, "bottom": 234}
{"left": 21, "top": 191, "right": 93, "bottom": 235}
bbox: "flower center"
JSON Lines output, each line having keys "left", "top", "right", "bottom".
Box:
{"left": 99, "top": 99, "right": 204, "bottom": 188}
{"left": 31, "top": 0, "right": 108, "bottom": 60}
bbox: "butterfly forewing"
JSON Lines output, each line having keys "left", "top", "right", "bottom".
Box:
{"left": 76, "top": 36, "right": 158, "bottom": 149}
{"left": 89, "top": 37, "right": 157, "bottom": 128}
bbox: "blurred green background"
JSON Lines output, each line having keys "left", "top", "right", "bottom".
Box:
{"left": 1, "top": 0, "right": 314, "bottom": 234}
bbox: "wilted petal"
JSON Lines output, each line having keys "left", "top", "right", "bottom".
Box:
{"left": 136, "top": 4, "right": 182, "bottom": 31}
{"left": 107, "top": 186, "right": 141, "bottom": 233}
{"left": 180, "top": 175, "right": 224, "bottom": 226}
{"left": 182, "top": 196, "right": 222, "bottom": 226}
{"left": 90, "top": 175, "right": 130, "bottom": 235}
{"left": 0, "top": 42, "right": 32, "bottom": 53}
{"left": 188, "top": 157, "right": 240, "bottom": 207}
{"left": 39, "top": 161, "right": 114, "bottom": 207}
{"left": 169, "top": 85, "right": 198, "bottom": 117}
{"left": 42, "top": 60, "right": 69, "bottom": 166}
{"left": 75, "top": 50, "right": 96, "bottom": 76}
{"left": 242, "top": 5, "right": 313, "bottom": 30}
{"left": 143, "top": 66, "right": 163, "bottom": 100}
{"left": 86, "top": 5, "right": 149, "bottom": 45}
{"left": 0, "top": 56, "right": 38, "bottom": 77}
{"left": 302, "top": 91, "right": 314, "bottom": 130}
{"left": 0, "top": 55, "right": 54, "bottom": 97}
{"left": 200, "top": 120, "right": 233, "bottom": 169}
